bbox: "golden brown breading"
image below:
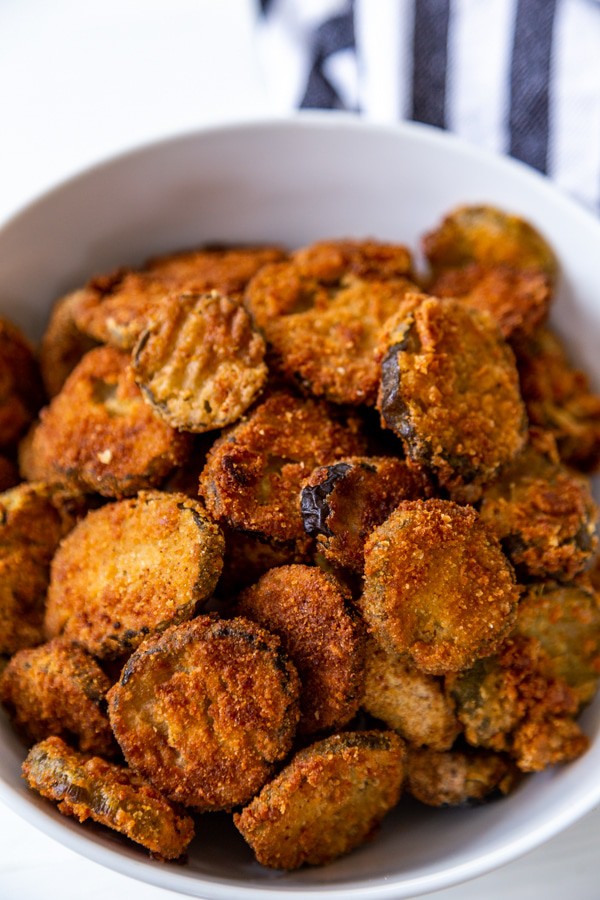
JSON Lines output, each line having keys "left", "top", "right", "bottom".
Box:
{"left": 236, "top": 564, "right": 365, "bottom": 734}
{"left": 378, "top": 296, "right": 527, "bottom": 492}
{"left": 22, "top": 736, "right": 194, "bottom": 859}
{"left": 300, "top": 455, "right": 432, "bottom": 573}
{"left": 20, "top": 346, "right": 191, "bottom": 497}
{"left": 406, "top": 746, "right": 519, "bottom": 807}
{"left": 361, "top": 638, "right": 460, "bottom": 750}
{"left": 234, "top": 730, "right": 405, "bottom": 869}
{"left": 479, "top": 430, "right": 598, "bottom": 581}
{"left": 514, "top": 326, "right": 600, "bottom": 473}
{"left": 199, "top": 390, "right": 366, "bottom": 546}
{"left": 39, "top": 290, "right": 99, "bottom": 398}
{"left": 0, "top": 316, "right": 44, "bottom": 448}
{"left": 108, "top": 615, "right": 300, "bottom": 811}
{"left": 360, "top": 499, "right": 520, "bottom": 674}
{"left": 132, "top": 291, "right": 267, "bottom": 432}
{"left": 0, "top": 637, "right": 116, "bottom": 755}
{"left": 45, "top": 491, "right": 224, "bottom": 659}
{"left": 244, "top": 239, "right": 416, "bottom": 405}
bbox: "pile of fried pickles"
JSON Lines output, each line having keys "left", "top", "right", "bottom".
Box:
{"left": 1, "top": 205, "right": 600, "bottom": 869}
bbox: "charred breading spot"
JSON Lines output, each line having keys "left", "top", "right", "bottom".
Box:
{"left": 514, "top": 326, "right": 600, "bottom": 473}
{"left": 0, "top": 316, "right": 44, "bottom": 449}
{"left": 479, "top": 430, "right": 598, "bottom": 581}
{"left": 300, "top": 456, "right": 433, "bottom": 573}
{"left": 44, "top": 490, "right": 224, "bottom": 659}
{"left": 73, "top": 246, "right": 286, "bottom": 350}
{"left": 377, "top": 296, "right": 527, "bottom": 491}
{"left": 360, "top": 500, "right": 520, "bottom": 675}
{"left": 428, "top": 263, "right": 551, "bottom": 340}
{"left": 236, "top": 564, "right": 366, "bottom": 734}
{"left": 217, "top": 524, "right": 313, "bottom": 595}
{"left": 199, "top": 391, "right": 366, "bottom": 545}
{"left": 22, "top": 736, "right": 195, "bottom": 859}
{"left": 20, "top": 346, "right": 191, "bottom": 497}
{"left": 513, "top": 581, "right": 600, "bottom": 706}
{"left": 39, "top": 290, "right": 99, "bottom": 398}
{"left": 422, "top": 205, "right": 558, "bottom": 282}
{"left": 406, "top": 746, "right": 520, "bottom": 807}
{"left": 132, "top": 291, "right": 268, "bottom": 432}
{"left": 361, "top": 638, "right": 460, "bottom": 750}
{"left": 0, "top": 637, "right": 116, "bottom": 756}
{"left": 233, "top": 730, "right": 405, "bottom": 870}
{"left": 107, "top": 615, "right": 301, "bottom": 811}
{"left": 244, "top": 239, "right": 417, "bottom": 405}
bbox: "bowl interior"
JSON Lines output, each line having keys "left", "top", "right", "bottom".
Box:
{"left": 1, "top": 114, "right": 600, "bottom": 900}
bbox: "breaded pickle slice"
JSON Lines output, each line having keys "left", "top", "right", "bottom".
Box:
{"left": 378, "top": 296, "right": 527, "bottom": 491}
{"left": 237, "top": 565, "right": 365, "bottom": 734}
{"left": 406, "top": 746, "right": 519, "bottom": 807}
{"left": 514, "top": 326, "right": 600, "bottom": 473}
{"left": 0, "top": 316, "right": 44, "bottom": 448}
{"left": 39, "top": 290, "right": 98, "bottom": 398}
{"left": 0, "top": 637, "right": 115, "bottom": 756}
{"left": 234, "top": 730, "right": 405, "bottom": 869}
{"left": 361, "top": 639, "right": 460, "bottom": 750}
{"left": 199, "top": 390, "right": 366, "bottom": 545}
{"left": 21, "top": 346, "right": 191, "bottom": 497}
{"left": 132, "top": 291, "right": 267, "bottom": 432}
{"left": 22, "top": 736, "right": 194, "bottom": 859}
{"left": 108, "top": 615, "right": 300, "bottom": 811}
{"left": 360, "top": 500, "right": 520, "bottom": 674}
{"left": 244, "top": 239, "right": 415, "bottom": 405}
{"left": 301, "top": 455, "right": 432, "bottom": 573}
{"left": 45, "top": 491, "right": 224, "bottom": 658}
{"left": 479, "top": 430, "right": 598, "bottom": 581}
{"left": 422, "top": 205, "right": 558, "bottom": 282}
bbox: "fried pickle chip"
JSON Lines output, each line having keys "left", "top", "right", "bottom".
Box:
{"left": 234, "top": 730, "right": 405, "bottom": 869}
{"left": 422, "top": 205, "right": 558, "bottom": 282}
{"left": 45, "top": 491, "right": 224, "bottom": 658}
{"left": 378, "top": 296, "right": 527, "bottom": 491}
{"left": 39, "top": 290, "right": 99, "bottom": 398}
{"left": 108, "top": 615, "right": 300, "bottom": 811}
{"left": 0, "top": 638, "right": 115, "bottom": 755}
{"left": 300, "top": 455, "right": 432, "bottom": 573}
{"left": 199, "top": 390, "right": 366, "bottom": 546}
{"left": 237, "top": 565, "right": 365, "bottom": 734}
{"left": 21, "top": 346, "right": 191, "bottom": 497}
{"left": 406, "top": 746, "right": 519, "bottom": 807}
{"left": 132, "top": 291, "right": 267, "bottom": 432}
{"left": 22, "top": 736, "right": 194, "bottom": 859}
{"left": 361, "top": 638, "right": 460, "bottom": 750}
{"left": 360, "top": 499, "right": 520, "bottom": 674}
{"left": 479, "top": 430, "right": 598, "bottom": 581}
{"left": 244, "top": 239, "right": 416, "bottom": 405}
{"left": 514, "top": 326, "right": 600, "bottom": 473}
{"left": 0, "top": 316, "right": 44, "bottom": 448}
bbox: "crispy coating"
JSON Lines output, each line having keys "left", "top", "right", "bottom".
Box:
{"left": 234, "top": 730, "right": 405, "bottom": 869}
{"left": 514, "top": 326, "right": 600, "bottom": 473}
{"left": 236, "top": 565, "right": 365, "bottom": 734}
{"left": 378, "top": 296, "right": 527, "bottom": 491}
{"left": 428, "top": 263, "right": 551, "bottom": 340}
{"left": 199, "top": 390, "right": 366, "bottom": 545}
{"left": 73, "top": 246, "right": 286, "bottom": 350}
{"left": 301, "top": 455, "right": 432, "bottom": 573}
{"left": 244, "top": 239, "right": 416, "bottom": 405}
{"left": 360, "top": 500, "right": 520, "bottom": 674}
{"left": 406, "top": 746, "right": 519, "bottom": 807}
{"left": 45, "top": 491, "right": 224, "bottom": 658}
{"left": 361, "top": 638, "right": 460, "bottom": 750}
{"left": 21, "top": 346, "right": 191, "bottom": 497}
{"left": 132, "top": 291, "right": 267, "bottom": 432}
{"left": 0, "top": 637, "right": 115, "bottom": 755}
{"left": 479, "top": 430, "right": 598, "bottom": 581}
{"left": 108, "top": 615, "right": 300, "bottom": 811}
{"left": 22, "top": 736, "right": 194, "bottom": 859}
{"left": 0, "top": 316, "right": 44, "bottom": 448}
{"left": 422, "top": 205, "right": 558, "bottom": 282}
{"left": 39, "top": 290, "right": 98, "bottom": 398}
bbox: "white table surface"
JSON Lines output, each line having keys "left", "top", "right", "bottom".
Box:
{"left": 1, "top": 2, "right": 600, "bottom": 897}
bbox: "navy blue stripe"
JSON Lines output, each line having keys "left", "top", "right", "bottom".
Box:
{"left": 411, "top": 0, "right": 451, "bottom": 128}
{"left": 509, "top": 0, "right": 557, "bottom": 173}
{"left": 300, "top": 2, "right": 356, "bottom": 110}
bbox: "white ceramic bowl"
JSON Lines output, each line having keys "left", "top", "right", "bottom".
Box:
{"left": 1, "top": 114, "right": 600, "bottom": 900}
